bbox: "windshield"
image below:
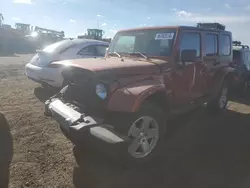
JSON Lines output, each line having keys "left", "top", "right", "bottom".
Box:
{"left": 42, "top": 39, "right": 74, "bottom": 54}
{"left": 108, "top": 28, "right": 176, "bottom": 57}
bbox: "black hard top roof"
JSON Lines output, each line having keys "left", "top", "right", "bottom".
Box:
{"left": 179, "top": 25, "right": 231, "bottom": 34}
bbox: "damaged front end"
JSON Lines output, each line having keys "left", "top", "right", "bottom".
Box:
{"left": 44, "top": 67, "right": 128, "bottom": 145}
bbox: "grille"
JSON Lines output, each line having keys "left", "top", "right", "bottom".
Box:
{"left": 62, "top": 67, "right": 108, "bottom": 117}
{"left": 63, "top": 81, "right": 106, "bottom": 118}
{"left": 64, "top": 82, "right": 94, "bottom": 105}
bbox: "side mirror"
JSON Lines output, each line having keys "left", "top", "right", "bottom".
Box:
{"left": 180, "top": 49, "right": 197, "bottom": 62}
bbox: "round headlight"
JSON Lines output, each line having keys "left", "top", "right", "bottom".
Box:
{"left": 96, "top": 83, "right": 107, "bottom": 99}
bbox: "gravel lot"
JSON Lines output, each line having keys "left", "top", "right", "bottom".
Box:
{"left": 1, "top": 54, "right": 250, "bottom": 188}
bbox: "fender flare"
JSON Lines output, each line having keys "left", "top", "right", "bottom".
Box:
{"left": 107, "top": 80, "right": 166, "bottom": 112}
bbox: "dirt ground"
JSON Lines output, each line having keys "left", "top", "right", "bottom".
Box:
{"left": 1, "top": 54, "right": 250, "bottom": 188}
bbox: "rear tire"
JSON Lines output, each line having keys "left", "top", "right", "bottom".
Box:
{"left": 207, "top": 79, "right": 229, "bottom": 114}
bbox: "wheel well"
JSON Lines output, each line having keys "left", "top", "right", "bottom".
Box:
{"left": 144, "top": 91, "right": 169, "bottom": 112}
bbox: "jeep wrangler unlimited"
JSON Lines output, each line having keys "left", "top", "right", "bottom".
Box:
{"left": 44, "top": 22, "right": 234, "bottom": 164}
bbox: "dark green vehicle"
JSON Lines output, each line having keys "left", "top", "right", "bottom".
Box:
{"left": 230, "top": 41, "right": 250, "bottom": 95}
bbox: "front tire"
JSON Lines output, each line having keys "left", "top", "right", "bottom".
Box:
{"left": 116, "top": 102, "right": 167, "bottom": 165}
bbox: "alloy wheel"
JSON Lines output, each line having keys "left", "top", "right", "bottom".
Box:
{"left": 127, "top": 116, "right": 159, "bottom": 159}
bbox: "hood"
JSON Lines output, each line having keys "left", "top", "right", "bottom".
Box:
{"left": 53, "top": 57, "right": 164, "bottom": 77}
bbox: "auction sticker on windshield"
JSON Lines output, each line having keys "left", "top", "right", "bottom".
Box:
{"left": 155, "top": 33, "right": 175, "bottom": 40}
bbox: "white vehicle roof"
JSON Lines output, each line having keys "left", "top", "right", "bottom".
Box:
{"left": 43, "top": 39, "right": 109, "bottom": 54}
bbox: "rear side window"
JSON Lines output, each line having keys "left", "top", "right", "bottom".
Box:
{"left": 205, "top": 34, "right": 218, "bottom": 56}
{"left": 220, "top": 34, "right": 231, "bottom": 56}
{"left": 180, "top": 32, "right": 201, "bottom": 57}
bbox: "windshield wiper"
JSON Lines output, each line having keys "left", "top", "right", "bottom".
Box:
{"left": 129, "top": 52, "right": 148, "bottom": 59}
{"left": 109, "top": 52, "right": 121, "bottom": 58}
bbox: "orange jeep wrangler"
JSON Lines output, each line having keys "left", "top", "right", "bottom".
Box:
{"left": 44, "top": 22, "right": 234, "bottom": 164}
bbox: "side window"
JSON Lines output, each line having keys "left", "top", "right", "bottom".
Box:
{"left": 205, "top": 34, "right": 218, "bottom": 56}
{"left": 77, "top": 45, "right": 97, "bottom": 56}
{"left": 220, "top": 34, "right": 231, "bottom": 56}
{"left": 243, "top": 51, "right": 247, "bottom": 61}
{"left": 96, "top": 45, "right": 108, "bottom": 56}
{"left": 244, "top": 51, "right": 250, "bottom": 65}
{"left": 245, "top": 51, "right": 250, "bottom": 60}
{"left": 243, "top": 51, "right": 250, "bottom": 69}
{"left": 180, "top": 32, "right": 201, "bottom": 57}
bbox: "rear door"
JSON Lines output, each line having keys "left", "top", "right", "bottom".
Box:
{"left": 205, "top": 32, "right": 232, "bottom": 94}
{"left": 200, "top": 31, "right": 220, "bottom": 95}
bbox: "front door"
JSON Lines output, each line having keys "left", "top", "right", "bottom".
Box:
{"left": 167, "top": 31, "right": 202, "bottom": 106}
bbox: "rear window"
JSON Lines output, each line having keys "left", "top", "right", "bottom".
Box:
{"left": 42, "top": 40, "right": 74, "bottom": 54}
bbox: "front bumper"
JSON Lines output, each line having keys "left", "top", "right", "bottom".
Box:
{"left": 45, "top": 99, "right": 129, "bottom": 144}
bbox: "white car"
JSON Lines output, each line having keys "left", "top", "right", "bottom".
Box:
{"left": 25, "top": 39, "right": 109, "bottom": 88}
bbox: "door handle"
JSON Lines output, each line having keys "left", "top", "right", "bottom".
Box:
{"left": 200, "top": 67, "right": 206, "bottom": 75}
